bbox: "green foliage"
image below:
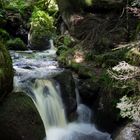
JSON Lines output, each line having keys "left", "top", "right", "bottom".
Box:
{"left": 2, "top": 0, "right": 32, "bottom": 13}
{"left": 63, "top": 36, "right": 72, "bottom": 46}
{"left": 131, "top": 0, "right": 140, "bottom": 7}
{"left": 6, "top": 38, "right": 27, "bottom": 50}
{"left": 57, "top": 35, "right": 73, "bottom": 47}
{"left": 0, "top": 9, "right": 4, "bottom": 18}
{"left": 0, "top": 29, "right": 10, "bottom": 42}
{"left": 30, "top": 8, "right": 55, "bottom": 38}
{"left": 85, "top": 0, "right": 93, "bottom": 6}
{"left": 99, "top": 71, "right": 111, "bottom": 86}
{"left": 85, "top": 47, "right": 130, "bottom": 67}
{"left": 35, "top": 0, "right": 58, "bottom": 14}
{"left": 126, "top": 48, "right": 140, "bottom": 66}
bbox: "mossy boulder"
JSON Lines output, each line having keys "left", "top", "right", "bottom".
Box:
{"left": 0, "top": 92, "right": 45, "bottom": 140}
{"left": 28, "top": 9, "right": 55, "bottom": 50}
{"left": 0, "top": 43, "right": 13, "bottom": 100}
{"left": 6, "top": 38, "right": 27, "bottom": 50}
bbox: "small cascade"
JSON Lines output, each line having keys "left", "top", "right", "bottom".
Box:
{"left": 12, "top": 42, "right": 112, "bottom": 140}
{"left": 27, "top": 79, "right": 66, "bottom": 136}
{"left": 77, "top": 104, "right": 92, "bottom": 123}
{"left": 22, "top": 78, "right": 112, "bottom": 140}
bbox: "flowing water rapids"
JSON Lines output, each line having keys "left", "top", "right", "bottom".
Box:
{"left": 11, "top": 45, "right": 112, "bottom": 140}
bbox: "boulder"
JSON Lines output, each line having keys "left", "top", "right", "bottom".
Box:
{"left": 0, "top": 43, "right": 13, "bottom": 100}
{"left": 28, "top": 10, "right": 54, "bottom": 50}
{"left": 0, "top": 92, "right": 45, "bottom": 140}
{"left": 5, "top": 10, "right": 29, "bottom": 43}
{"left": 28, "top": 29, "right": 51, "bottom": 50}
{"left": 114, "top": 122, "right": 140, "bottom": 140}
{"left": 54, "top": 70, "right": 77, "bottom": 119}
{"left": 6, "top": 38, "right": 28, "bottom": 50}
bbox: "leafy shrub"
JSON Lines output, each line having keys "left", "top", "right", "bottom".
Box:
{"left": 2, "top": 0, "right": 33, "bottom": 13}
{"left": 35, "top": 0, "right": 58, "bottom": 14}
{"left": 6, "top": 38, "right": 27, "bottom": 50}
{"left": 30, "top": 8, "right": 55, "bottom": 38}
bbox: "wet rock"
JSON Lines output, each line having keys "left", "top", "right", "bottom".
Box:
{"left": 78, "top": 79, "right": 100, "bottom": 106}
{"left": 6, "top": 38, "right": 28, "bottom": 50}
{"left": 5, "top": 10, "right": 29, "bottom": 43}
{"left": 54, "top": 70, "right": 77, "bottom": 118}
{"left": 0, "top": 92, "right": 45, "bottom": 140}
{"left": 0, "top": 43, "right": 13, "bottom": 100}
{"left": 114, "top": 122, "right": 140, "bottom": 140}
{"left": 28, "top": 30, "right": 51, "bottom": 50}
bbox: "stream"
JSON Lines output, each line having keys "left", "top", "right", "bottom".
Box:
{"left": 11, "top": 44, "right": 112, "bottom": 140}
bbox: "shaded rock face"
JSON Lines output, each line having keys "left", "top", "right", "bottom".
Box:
{"left": 28, "top": 30, "right": 51, "bottom": 50}
{"left": 1, "top": 9, "right": 31, "bottom": 44}
{"left": 71, "top": 13, "right": 135, "bottom": 52}
{"left": 91, "top": 0, "right": 124, "bottom": 11}
{"left": 78, "top": 78, "right": 121, "bottom": 132}
{"left": 0, "top": 92, "right": 45, "bottom": 140}
{"left": 6, "top": 12, "right": 28, "bottom": 42}
{"left": 0, "top": 43, "right": 13, "bottom": 100}
{"left": 54, "top": 70, "right": 77, "bottom": 119}
{"left": 91, "top": 89, "right": 121, "bottom": 132}
{"left": 114, "top": 122, "right": 140, "bottom": 140}
{"left": 78, "top": 79, "right": 100, "bottom": 107}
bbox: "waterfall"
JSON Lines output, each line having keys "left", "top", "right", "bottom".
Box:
{"left": 26, "top": 79, "right": 66, "bottom": 136}
{"left": 12, "top": 45, "right": 112, "bottom": 140}
{"left": 25, "top": 78, "right": 112, "bottom": 140}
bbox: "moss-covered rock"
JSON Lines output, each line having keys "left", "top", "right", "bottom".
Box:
{"left": 28, "top": 9, "right": 55, "bottom": 50}
{"left": 6, "top": 38, "right": 27, "bottom": 50}
{"left": 0, "top": 92, "right": 45, "bottom": 140}
{"left": 0, "top": 43, "right": 13, "bottom": 100}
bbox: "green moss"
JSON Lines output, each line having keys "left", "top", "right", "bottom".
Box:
{"left": 3, "top": 0, "right": 33, "bottom": 14}
{"left": 0, "top": 28, "right": 10, "bottom": 42}
{"left": 0, "top": 92, "right": 45, "bottom": 140}
{"left": 92, "top": 48, "right": 130, "bottom": 67}
{"left": 0, "top": 42, "right": 13, "bottom": 99}
{"left": 57, "top": 46, "right": 75, "bottom": 65}
{"left": 6, "top": 38, "right": 27, "bottom": 50}
{"left": 30, "top": 8, "right": 55, "bottom": 38}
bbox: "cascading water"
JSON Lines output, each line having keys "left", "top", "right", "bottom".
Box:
{"left": 12, "top": 41, "right": 112, "bottom": 140}
{"left": 29, "top": 79, "right": 66, "bottom": 135}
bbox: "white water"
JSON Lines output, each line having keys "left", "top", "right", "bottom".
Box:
{"left": 27, "top": 79, "right": 111, "bottom": 140}
{"left": 31, "top": 79, "right": 66, "bottom": 135}
{"left": 12, "top": 43, "right": 112, "bottom": 140}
